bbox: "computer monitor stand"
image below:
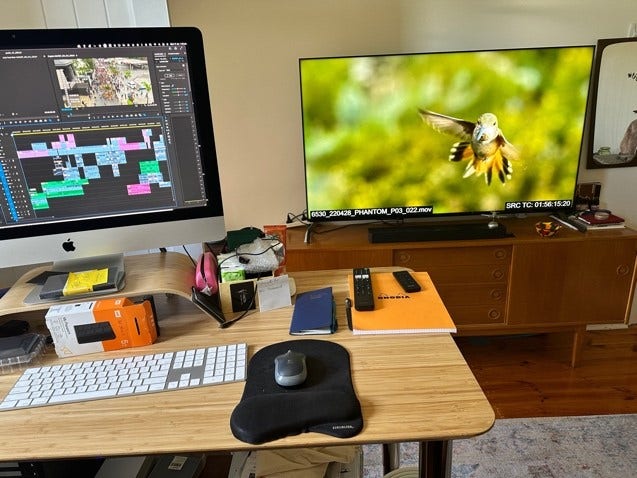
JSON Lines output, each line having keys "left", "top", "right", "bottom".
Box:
{"left": 0, "top": 252, "right": 195, "bottom": 316}
{"left": 22, "top": 254, "right": 126, "bottom": 305}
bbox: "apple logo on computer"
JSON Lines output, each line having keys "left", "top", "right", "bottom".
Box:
{"left": 62, "top": 238, "right": 76, "bottom": 252}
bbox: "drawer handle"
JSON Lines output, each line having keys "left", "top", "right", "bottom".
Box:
{"left": 490, "top": 289, "right": 503, "bottom": 300}
{"left": 494, "top": 249, "right": 508, "bottom": 260}
{"left": 492, "top": 269, "right": 504, "bottom": 280}
{"left": 488, "top": 309, "right": 501, "bottom": 320}
{"left": 617, "top": 265, "right": 630, "bottom": 277}
{"left": 397, "top": 252, "right": 411, "bottom": 264}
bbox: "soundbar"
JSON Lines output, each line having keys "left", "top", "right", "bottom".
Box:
{"left": 368, "top": 222, "right": 512, "bottom": 243}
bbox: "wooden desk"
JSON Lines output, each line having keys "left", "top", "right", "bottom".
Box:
{"left": 0, "top": 268, "right": 494, "bottom": 478}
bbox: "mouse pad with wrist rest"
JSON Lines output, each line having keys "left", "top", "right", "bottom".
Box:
{"left": 230, "top": 339, "right": 363, "bottom": 444}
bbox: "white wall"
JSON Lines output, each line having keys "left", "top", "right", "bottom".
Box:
{"left": 399, "top": 0, "right": 635, "bottom": 50}
{"left": 168, "top": 0, "right": 404, "bottom": 232}
{"left": 0, "top": 0, "right": 169, "bottom": 29}
{"left": 167, "top": 0, "right": 637, "bottom": 231}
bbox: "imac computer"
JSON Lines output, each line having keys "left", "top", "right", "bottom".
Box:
{"left": 0, "top": 27, "right": 225, "bottom": 270}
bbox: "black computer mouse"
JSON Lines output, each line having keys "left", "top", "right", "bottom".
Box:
{"left": 274, "top": 350, "right": 307, "bottom": 387}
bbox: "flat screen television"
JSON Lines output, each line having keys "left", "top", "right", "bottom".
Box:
{"left": 299, "top": 45, "right": 595, "bottom": 239}
{"left": 0, "top": 27, "right": 225, "bottom": 269}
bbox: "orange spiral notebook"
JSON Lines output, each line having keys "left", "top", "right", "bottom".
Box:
{"left": 347, "top": 271, "right": 456, "bottom": 335}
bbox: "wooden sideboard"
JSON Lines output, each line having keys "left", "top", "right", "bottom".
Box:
{"left": 285, "top": 216, "right": 637, "bottom": 364}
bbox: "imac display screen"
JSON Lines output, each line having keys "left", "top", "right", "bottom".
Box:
{"left": 0, "top": 27, "right": 224, "bottom": 268}
{"left": 300, "top": 46, "right": 594, "bottom": 222}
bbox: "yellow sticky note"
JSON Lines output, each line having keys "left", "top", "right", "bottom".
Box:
{"left": 63, "top": 269, "right": 108, "bottom": 296}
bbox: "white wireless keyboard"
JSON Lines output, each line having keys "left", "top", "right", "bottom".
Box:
{"left": 0, "top": 343, "right": 247, "bottom": 411}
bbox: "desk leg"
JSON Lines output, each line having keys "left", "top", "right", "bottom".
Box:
{"left": 418, "top": 440, "right": 452, "bottom": 478}
{"left": 382, "top": 443, "right": 400, "bottom": 474}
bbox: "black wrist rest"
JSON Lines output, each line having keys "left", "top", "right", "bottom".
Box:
{"left": 230, "top": 339, "right": 363, "bottom": 444}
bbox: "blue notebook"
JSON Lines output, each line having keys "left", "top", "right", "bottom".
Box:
{"left": 289, "top": 287, "right": 337, "bottom": 335}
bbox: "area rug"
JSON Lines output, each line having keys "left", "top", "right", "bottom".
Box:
{"left": 362, "top": 414, "right": 637, "bottom": 478}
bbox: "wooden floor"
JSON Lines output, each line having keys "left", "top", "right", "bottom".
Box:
{"left": 454, "top": 328, "right": 637, "bottom": 419}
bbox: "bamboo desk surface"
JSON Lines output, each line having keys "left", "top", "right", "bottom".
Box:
{"left": 0, "top": 267, "right": 494, "bottom": 462}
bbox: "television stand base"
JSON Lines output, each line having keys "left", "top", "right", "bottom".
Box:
{"left": 368, "top": 222, "right": 512, "bottom": 243}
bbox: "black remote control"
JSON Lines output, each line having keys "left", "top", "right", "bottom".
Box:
{"left": 392, "top": 270, "right": 422, "bottom": 293}
{"left": 353, "top": 267, "right": 375, "bottom": 311}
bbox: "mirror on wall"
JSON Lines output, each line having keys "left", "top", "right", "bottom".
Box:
{"left": 588, "top": 37, "right": 637, "bottom": 169}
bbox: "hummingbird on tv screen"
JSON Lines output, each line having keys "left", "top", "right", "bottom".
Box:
{"left": 418, "top": 109, "right": 520, "bottom": 185}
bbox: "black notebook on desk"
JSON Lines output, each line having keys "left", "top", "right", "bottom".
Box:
{"left": 289, "top": 287, "right": 336, "bottom": 335}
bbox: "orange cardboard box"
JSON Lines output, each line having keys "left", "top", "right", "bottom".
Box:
{"left": 45, "top": 297, "right": 157, "bottom": 358}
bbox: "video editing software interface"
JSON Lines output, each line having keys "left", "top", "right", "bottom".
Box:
{"left": 0, "top": 41, "right": 208, "bottom": 232}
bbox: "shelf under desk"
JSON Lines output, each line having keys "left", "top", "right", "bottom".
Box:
{"left": 0, "top": 267, "right": 494, "bottom": 478}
